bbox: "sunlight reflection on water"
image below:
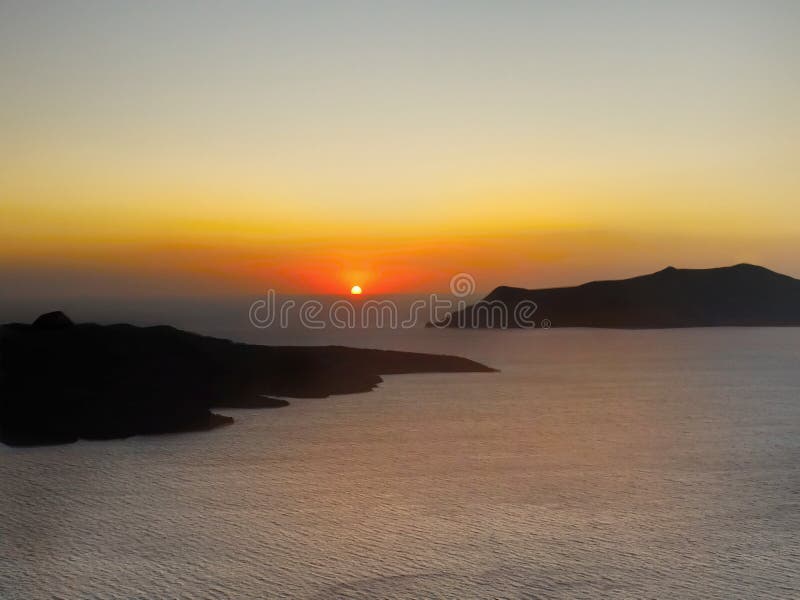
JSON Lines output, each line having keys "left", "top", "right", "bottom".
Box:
{"left": 2, "top": 328, "right": 799, "bottom": 598}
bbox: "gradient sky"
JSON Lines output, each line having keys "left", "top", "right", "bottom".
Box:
{"left": 1, "top": 1, "right": 799, "bottom": 297}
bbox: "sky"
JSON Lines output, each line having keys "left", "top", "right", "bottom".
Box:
{"left": 1, "top": 0, "right": 799, "bottom": 297}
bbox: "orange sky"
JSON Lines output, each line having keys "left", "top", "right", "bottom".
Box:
{"left": 1, "top": 2, "right": 799, "bottom": 298}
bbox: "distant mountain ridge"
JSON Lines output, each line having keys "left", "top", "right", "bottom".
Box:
{"left": 437, "top": 264, "right": 800, "bottom": 328}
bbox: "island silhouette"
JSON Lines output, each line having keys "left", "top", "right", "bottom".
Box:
{"left": 0, "top": 312, "right": 495, "bottom": 446}
{"left": 434, "top": 264, "right": 800, "bottom": 328}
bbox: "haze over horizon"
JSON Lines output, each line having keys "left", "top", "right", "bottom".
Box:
{"left": 2, "top": 1, "right": 799, "bottom": 298}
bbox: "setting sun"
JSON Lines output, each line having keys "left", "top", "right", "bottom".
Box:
{"left": 1, "top": 3, "right": 798, "bottom": 599}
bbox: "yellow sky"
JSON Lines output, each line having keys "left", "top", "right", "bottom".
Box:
{"left": 1, "top": 2, "right": 799, "bottom": 296}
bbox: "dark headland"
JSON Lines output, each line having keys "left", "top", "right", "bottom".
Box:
{"left": 433, "top": 263, "right": 800, "bottom": 328}
{"left": 0, "top": 313, "right": 495, "bottom": 446}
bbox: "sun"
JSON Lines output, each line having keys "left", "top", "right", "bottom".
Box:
{"left": 350, "top": 285, "right": 363, "bottom": 295}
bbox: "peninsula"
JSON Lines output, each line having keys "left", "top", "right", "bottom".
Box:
{"left": 0, "top": 312, "right": 494, "bottom": 445}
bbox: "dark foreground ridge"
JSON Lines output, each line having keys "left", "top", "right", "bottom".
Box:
{"left": 0, "top": 313, "right": 495, "bottom": 446}
{"left": 435, "top": 264, "right": 800, "bottom": 328}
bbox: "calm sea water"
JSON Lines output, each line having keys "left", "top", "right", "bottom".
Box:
{"left": 2, "top": 327, "right": 799, "bottom": 599}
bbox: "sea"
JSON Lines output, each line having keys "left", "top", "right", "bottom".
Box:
{"left": 1, "top": 301, "right": 799, "bottom": 598}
